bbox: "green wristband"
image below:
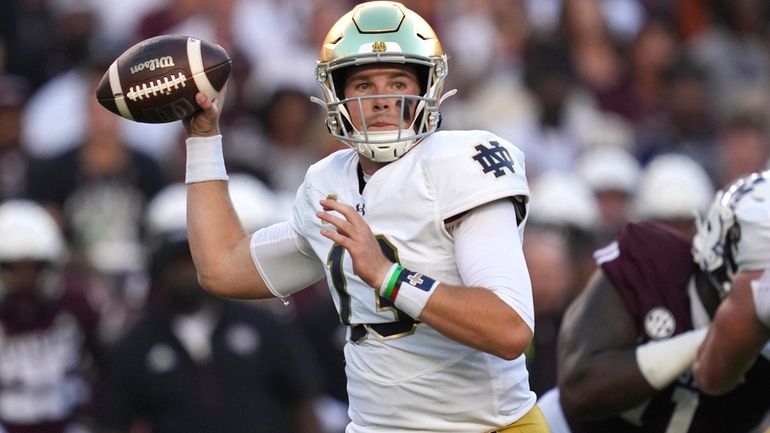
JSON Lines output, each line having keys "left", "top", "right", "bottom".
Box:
{"left": 381, "top": 264, "right": 404, "bottom": 300}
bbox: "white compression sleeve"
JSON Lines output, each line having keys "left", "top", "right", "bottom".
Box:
{"left": 250, "top": 221, "right": 326, "bottom": 298}
{"left": 635, "top": 328, "right": 708, "bottom": 390}
{"left": 751, "top": 271, "right": 770, "bottom": 328}
{"left": 450, "top": 199, "right": 534, "bottom": 332}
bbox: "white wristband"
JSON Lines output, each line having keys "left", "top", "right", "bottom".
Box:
{"left": 185, "top": 134, "right": 228, "bottom": 184}
{"left": 635, "top": 328, "right": 708, "bottom": 390}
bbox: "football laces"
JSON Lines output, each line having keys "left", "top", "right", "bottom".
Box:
{"left": 126, "top": 72, "right": 187, "bottom": 101}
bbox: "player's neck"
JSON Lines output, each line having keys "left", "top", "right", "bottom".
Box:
{"left": 359, "top": 156, "right": 388, "bottom": 176}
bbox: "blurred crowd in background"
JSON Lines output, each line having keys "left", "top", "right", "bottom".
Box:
{"left": 0, "top": 0, "right": 769, "bottom": 432}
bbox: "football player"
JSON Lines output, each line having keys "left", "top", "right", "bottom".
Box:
{"left": 692, "top": 170, "right": 770, "bottom": 395}
{"left": 556, "top": 170, "right": 770, "bottom": 432}
{"left": 181, "top": 1, "right": 547, "bottom": 432}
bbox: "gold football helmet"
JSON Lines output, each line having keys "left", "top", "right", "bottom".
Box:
{"left": 313, "top": 1, "right": 450, "bottom": 162}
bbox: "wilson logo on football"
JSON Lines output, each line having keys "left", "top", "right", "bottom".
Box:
{"left": 126, "top": 72, "right": 188, "bottom": 101}
{"left": 129, "top": 56, "right": 176, "bottom": 74}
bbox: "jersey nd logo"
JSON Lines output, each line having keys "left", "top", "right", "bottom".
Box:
{"left": 472, "top": 141, "right": 515, "bottom": 178}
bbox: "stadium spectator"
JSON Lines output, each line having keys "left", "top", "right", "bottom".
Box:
{"left": 0, "top": 75, "right": 32, "bottom": 200}
{"left": 253, "top": 87, "right": 324, "bottom": 194}
{"left": 95, "top": 176, "right": 322, "bottom": 433}
{"left": 627, "top": 18, "right": 680, "bottom": 124}
{"left": 0, "top": 200, "right": 104, "bottom": 433}
{"left": 715, "top": 112, "right": 770, "bottom": 189}
{"left": 524, "top": 172, "right": 599, "bottom": 396}
{"left": 689, "top": 0, "right": 770, "bottom": 117}
{"left": 26, "top": 71, "right": 167, "bottom": 341}
{"left": 635, "top": 59, "right": 718, "bottom": 174}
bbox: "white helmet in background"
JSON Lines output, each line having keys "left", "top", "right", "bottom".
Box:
{"left": 227, "top": 174, "right": 285, "bottom": 232}
{"left": 633, "top": 153, "right": 714, "bottom": 220}
{"left": 146, "top": 174, "right": 280, "bottom": 237}
{"left": 529, "top": 171, "right": 599, "bottom": 231}
{"left": 0, "top": 200, "right": 66, "bottom": 264}
{"left": 692, "top": 170, "right": 770, "bottom": 296}
{"left": 575, "top": 145, "right": 640, "bottom": 195}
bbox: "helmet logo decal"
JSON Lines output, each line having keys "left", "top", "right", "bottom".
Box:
{"left": 372, "top": 41, "right": 387, "bottom": 52}
{"left": 472, "top": 141, "right": 515, "bottom": 178}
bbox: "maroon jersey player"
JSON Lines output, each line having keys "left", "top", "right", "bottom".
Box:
{"left": 558, "top": 212, "right": 770, "bottom": 432}
{"left": 0, "top": 200, "right": 102, "bottom": 433}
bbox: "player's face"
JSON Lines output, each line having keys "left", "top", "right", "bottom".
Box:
{"left": 342, "top": 64, "right": 421, "bottom": 132}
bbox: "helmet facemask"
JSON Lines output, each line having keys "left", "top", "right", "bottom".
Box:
{"left": 692, "top": 171, "right": 770, "bottom": 297}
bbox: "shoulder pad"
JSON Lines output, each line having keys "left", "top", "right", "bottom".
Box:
{"left": 420, "top": 130, "right": 529, "bottom": 220}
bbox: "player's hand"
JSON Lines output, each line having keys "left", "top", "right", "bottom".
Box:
{"left": 184, "top": 86, "right": 227, "bottom": 137}
{"left": 317, "top": 199, "right": 392, "bottom": 288}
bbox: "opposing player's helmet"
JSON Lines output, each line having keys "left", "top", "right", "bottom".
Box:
{"left": 692, "top": 170, "right": 770, "bottom": 296}
{"left": 0, "top": 200, "right": 66, "bottom": 264}
{"left": 313, "top": 1, "right": 450, "bottom": 162}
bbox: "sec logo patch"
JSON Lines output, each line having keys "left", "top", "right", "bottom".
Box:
{"left": 644, "top": 307, "right": 676, "bottom": 339}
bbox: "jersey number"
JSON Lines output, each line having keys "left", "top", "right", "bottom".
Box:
{"left": 666, "top": 387, "right": 699, "bottom": 433}
{"left": 327, "top": 236, "right": 417, "bottom": 333}
{"left": 624, "top": 385, "right": 700, "bottom": 432}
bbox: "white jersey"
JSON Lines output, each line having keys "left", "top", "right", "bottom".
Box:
{"left": 290, "top": 130, "right": 535, "bottom": 432}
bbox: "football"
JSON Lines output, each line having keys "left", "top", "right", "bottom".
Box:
{"left": 96, "top": 35, "right": 231, "bottom": 124}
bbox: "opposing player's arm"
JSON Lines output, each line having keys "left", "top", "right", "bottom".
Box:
{"left": 694, "top": 270, "right": 770, "bottom": 395}
{"left": 318, "top": 197, "right": 533, "bottom": 360}
{"left": 557, "top": 270, "right": 655, "bottom": 420}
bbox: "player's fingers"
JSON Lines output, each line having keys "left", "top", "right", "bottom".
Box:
{"left": 320, "top": 228, "right": 348, "bottom": 246}
{"left": 316, "top": 210, "right": 354, "bottom": 235}
{"left": 195, "top": 92, "right": 212, "bottom": 110}
{"left": 320, "top": 199, "right": 362, "bottom": 224}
